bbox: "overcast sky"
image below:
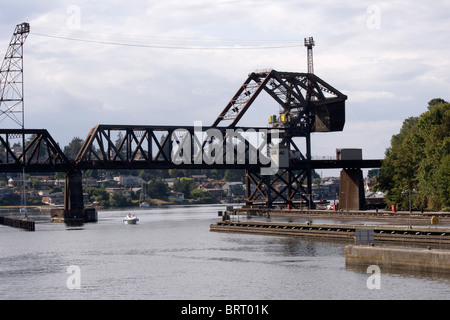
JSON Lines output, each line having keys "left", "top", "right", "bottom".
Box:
{"left": 0, "top": 0, "right": 449, "bottom": 175}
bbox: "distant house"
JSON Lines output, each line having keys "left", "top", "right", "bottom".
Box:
{"left": 38, "top": 190, "right": 51, "bottom": 197}
{"left": 169, "top": 191, "right": 184, "bottom": 203}
{"left": 55, "top": 179, "right": 65, "bottom": 188}
{"left": 162, "top": 178, "right": 177, "bottom": 188}
{"left": 42, "top": 192, "right": 64, "bottom": 206}
{"left": 203, "top": 187, "right": 224, "bottom": 199}
{"left": 200, "top": 181, "right": 225, "bottom": 199}
{"left": 192, "top": 175, "right": 207, "bottom": 183}
{"left": 312, "top": 177, "right": 340, "bottom": 200}
{"left": 83, "top": 177, "right": 100, "bottom": 187}
{"left": 42, "top": 192, "right": 89, "bottom": 206}
{"left": 222, "top": 182, "right": 244, "bottom": 197}
{"left": 114, "top": 175, "right": 145, "bottom": 188}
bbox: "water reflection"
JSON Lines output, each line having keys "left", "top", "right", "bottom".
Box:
{"left": 346, "top": 263, "right": 450, "bottom": 283}
{"left": 1, "top": 206, "right": 449, "bottom": 300}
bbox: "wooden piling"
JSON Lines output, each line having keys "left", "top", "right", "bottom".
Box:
{"left": 0, "top": 216, "right": 35, "bottom": 231}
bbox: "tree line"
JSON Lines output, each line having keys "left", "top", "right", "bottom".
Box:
{"left": 376, "top": 98, "right": 449, "bottom": 211}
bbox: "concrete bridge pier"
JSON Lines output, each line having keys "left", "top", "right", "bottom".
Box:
{"left": 50, "top": 171, "right": 97, "bottom": 223}
{"left": 339, "top": 168, "right": 366, "bottom": 211}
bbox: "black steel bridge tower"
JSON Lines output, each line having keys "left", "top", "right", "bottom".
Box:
{"left": 212, "top": 38, "right": 347, "bottom": 208}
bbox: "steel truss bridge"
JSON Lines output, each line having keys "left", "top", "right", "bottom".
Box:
{"left": 0, "top": 23, "right": 382, "bottom": 220}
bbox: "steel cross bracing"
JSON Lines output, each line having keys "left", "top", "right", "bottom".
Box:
{"left": 245, "top": 169, "right": 310, "bottom": 206}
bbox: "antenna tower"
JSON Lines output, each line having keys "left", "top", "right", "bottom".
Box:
{"left": 0, "top": 22, "right": 30, "bottom": 128}
{"left": 304, "top": 37, "right": 315, "bottom": 74}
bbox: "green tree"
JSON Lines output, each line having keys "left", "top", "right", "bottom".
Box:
{"left": 223, "top": 169, "right": 245, "bottom": 182}
{"left": 64, "top": 137, "right": 84, "bottom": 160}
{"left": 109, "top": 191, "right": 131, "bottom": 207}
{"left": 85, "top": 187, "right": 110, "bottom": 207}
{"left": 173, "top": 177, "right": 197, "bottom": 199}
{"left": 190, "top": 188, "right": 217, "bottom": 204}
{"left": 147, "top": 178, "right": 168, "bottom": 200}
{"left": 376, "top": 99, "right": 450, "bottom": 210}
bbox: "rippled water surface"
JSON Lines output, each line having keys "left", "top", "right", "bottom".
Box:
{"left": 1, "top": 205, "right": 449, "bottom": 300}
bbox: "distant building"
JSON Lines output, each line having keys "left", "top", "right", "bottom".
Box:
{"left": 365, "top": 191, "right": 386, "bottom": 209}
{"left": 162, "top": 178, "right": 178, "bottom": 188}
{"left": 42, "top": 192, "right": 64, "bottom": 206}
{"left": 169, "top": 191, "right": 184, "bottom": 203}
{"left": 192, "top": 175, "right": 207, "bottom": 183}
{"left": 222, "top": 182, "right": 244, "bottom": 197}
{"left": 83, "top": 177, "right": 100, "bottom": 187}
{"left": 312, "top": 177, "right": 340, "bottom": 200}
{"left": 114, "top": 175, "right": 146, "bottom": 188}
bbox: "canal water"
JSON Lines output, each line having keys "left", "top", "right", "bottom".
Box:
{"left": 0, "top": 204, "right": 449, "bottom": 300}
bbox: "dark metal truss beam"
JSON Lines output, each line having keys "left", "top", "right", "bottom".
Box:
{"left": 212, "top": 70, "right": 347, "bottom": 132}
{"left": 0, "top": 129, "right": 70, "bottom": 172}
{"left": 74, "top": 124, "right": 281, "bottom": 171}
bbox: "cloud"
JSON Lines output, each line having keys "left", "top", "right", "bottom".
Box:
{"left": 0, "top": 0, "right": 448, "bottom": 175}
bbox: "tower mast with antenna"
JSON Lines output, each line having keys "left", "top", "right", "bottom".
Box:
{"left": 304, "top": 37, "right": 315, "bottom": 74}
{"left": 0, "top": 22, "right": 30, "bottom": 215}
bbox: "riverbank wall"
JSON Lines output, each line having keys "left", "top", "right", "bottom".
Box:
{"left": 345, "top": 245, "right": 450, "bottom": 273}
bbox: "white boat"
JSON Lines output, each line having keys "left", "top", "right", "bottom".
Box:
{"left": 123, "top": 213, "right": 139, "bottom": 224}
{"left": 139, "top": 201, "right": 150, "bottom": 208}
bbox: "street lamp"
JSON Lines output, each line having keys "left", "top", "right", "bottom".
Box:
{"left": 402, "top": 189, "right": 417, "bottom": 229}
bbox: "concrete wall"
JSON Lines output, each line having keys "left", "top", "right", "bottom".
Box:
{"left": 345, "top": 245, "right": 450, "bottom": 273}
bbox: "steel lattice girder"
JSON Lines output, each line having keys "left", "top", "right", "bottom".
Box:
{"left": 74, "top": 124, "right": 284, "bottom": 170}
{"left": 212, "top": 69, "right": 347, "bottom": 133}
{"left": 0, "top": 129, "right": 70, "bottom": 172}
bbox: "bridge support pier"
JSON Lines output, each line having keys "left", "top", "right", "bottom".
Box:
{"left": 339, "top": 168, "right": 366, "bottom": 211}
{"left": 50, "top": 171, "right": 97, "bottom": 223}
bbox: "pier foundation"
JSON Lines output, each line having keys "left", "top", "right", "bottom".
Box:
{"left": 50, "top": 171, "right": 97, "bottom": 223}
{"left": 339, "top": 168, "right": 366, "bottom": 210}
